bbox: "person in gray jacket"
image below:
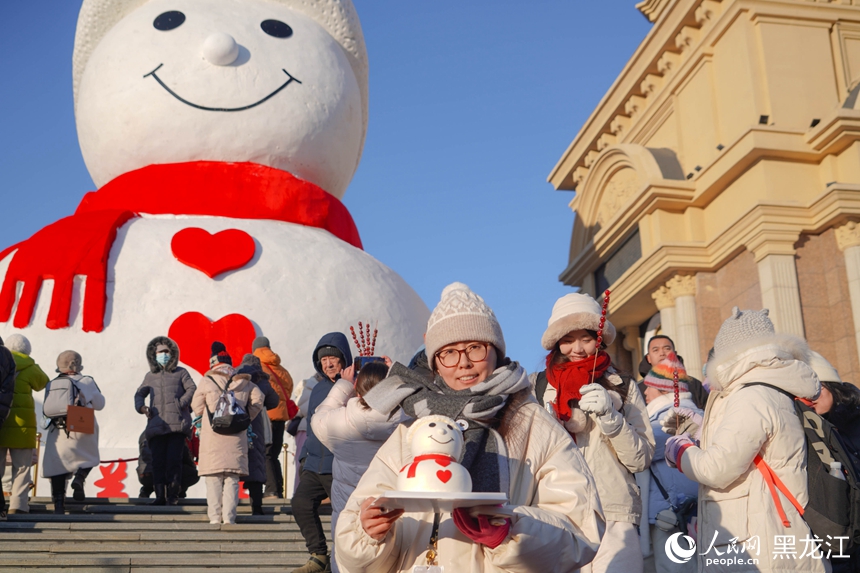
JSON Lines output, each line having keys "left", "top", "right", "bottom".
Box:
{"left": 134, "top": 336, "right": 196, "bottom": 505}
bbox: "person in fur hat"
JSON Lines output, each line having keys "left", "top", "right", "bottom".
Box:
{"left": 133, "top": 336, "right": 196, "bottom": 505}
{"left": 336, "top": 282, "right": 604, "bottom": 573}
{"left": 191, "top": 342, "right": 264, "bottom": 525}
{"left": 533, "top": 292, "right": 654, "bottom": 573}
{"left": 664, "top": 307, "right": 828, "bottom": 573}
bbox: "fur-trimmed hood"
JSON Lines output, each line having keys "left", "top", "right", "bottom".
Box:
{"left": 706, "top": 333, "right": 820, "bottom": 399}
{"left": 146, "top": 336, "right": 180, "bottom": 373}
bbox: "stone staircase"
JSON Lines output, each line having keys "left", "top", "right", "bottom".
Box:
{"left": 0, "top": 497, "right": 331, "bottom": 572}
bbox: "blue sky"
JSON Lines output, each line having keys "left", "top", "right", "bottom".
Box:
{"left": 0, "top": 1, "right": 651, "bottom": 372}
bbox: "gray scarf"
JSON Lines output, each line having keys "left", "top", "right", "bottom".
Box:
{"left": 364, "top": 361, "right": 530, "bottom": 493}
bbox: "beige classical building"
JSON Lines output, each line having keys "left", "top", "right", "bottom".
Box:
{"left": 549, "top": 0, "right": 860, "bottom": 383}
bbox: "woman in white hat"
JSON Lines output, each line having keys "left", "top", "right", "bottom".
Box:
{"left": 534, "top": 292, "right": 654, "bottom": 573}
{"left": 334, "top": 282, "right": 604, "bottom": 573}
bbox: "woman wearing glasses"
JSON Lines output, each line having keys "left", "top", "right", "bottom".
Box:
{"left": 533, "top": 293, "right": 654, "bottom": 573}
{"left": 334, "top": 282, "right": 604, "bottom": 573}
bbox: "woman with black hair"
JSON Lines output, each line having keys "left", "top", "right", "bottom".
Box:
{"left": 533, "top": 292, "right": 654, "bottom": 573}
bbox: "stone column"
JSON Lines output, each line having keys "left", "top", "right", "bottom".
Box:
{"left": 836, "top": 221, "right": 860, "bottom": 363}
{"left": 667, "top": 274, "right": 703, "bottom": 377}
{"left": 651, "top": 285, "right": 676, "bottom": 341}
{"left": 622, "top": 325, "right": 643, "bottom": 374}
{"left": 756, "top": 253, "right": 805, "bottom": 338}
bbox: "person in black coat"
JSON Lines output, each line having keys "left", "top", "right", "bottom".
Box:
{"left": 809, "top": 352, "right": 860, "bottom": 573}
{"left": 236, "top": 355, "right": 279, "bottom": 515}
{"left": 133, "top": 336, "right": 196, "bottom": 505}
{"left": 136, "top": 431, "right": 199, "bottom": 498}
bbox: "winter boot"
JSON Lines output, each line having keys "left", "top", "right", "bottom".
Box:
{"left": 291, "top": 554, "right": 328, "bottom": 573}
{"left": 52, "top": 495, "right": 65, "bottom": 515}
{"left": 151, "top": 484, "right": 167, "bottom": 506}
{"left": 167, "top": 480, "right": 181, "bottom": 506}
{"left": 70, "top": 474, "right": 86, "bottom": 502}
{"left": 247, "top": 481, "right": 264, "bottom": 515}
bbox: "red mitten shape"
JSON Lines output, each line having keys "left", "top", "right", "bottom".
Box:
{"left": 168, "top": 312, "right": 256, "bottom": 375}
{"left": 0, "top": 209, "right": 136, "bottom": 332}
{"left": 171, "top": 228, "right": 256, "bottom": 278}
{"left": 453, "top": 507, "right": 511, "bottom": 549}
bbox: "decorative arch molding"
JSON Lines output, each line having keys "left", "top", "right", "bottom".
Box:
{"left": 576, "top": 144, "right": 684, "bottom": 229}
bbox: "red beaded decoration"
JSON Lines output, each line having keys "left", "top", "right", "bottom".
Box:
{"left": 590, "top": 289, "right": 611, "bottom": 385}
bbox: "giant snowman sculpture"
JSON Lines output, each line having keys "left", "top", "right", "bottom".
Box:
{"left": 0, "top": 0, "right": 428, "bottom": 496}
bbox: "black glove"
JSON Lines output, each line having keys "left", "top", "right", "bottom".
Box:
{"left": 140, "top": 406, "right": 152, "bottom": 418}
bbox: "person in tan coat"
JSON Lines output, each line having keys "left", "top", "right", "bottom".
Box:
{"left": 533, "top": 293, "right": 655, "bottom": 573}
{"left": 335, "top": 283, "right": 604, "bottom": 573}
{"left": 665, "top": 308, "right": 829, "bottom": 573}
{"left": 191, "top": 342, "right": 264, "bottom": 525}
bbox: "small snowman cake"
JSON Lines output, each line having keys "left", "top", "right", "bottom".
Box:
{"left": 397, "top": 415, "right": 472, "bottom": 493}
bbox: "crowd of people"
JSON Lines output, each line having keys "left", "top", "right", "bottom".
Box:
{"left": 1, "top": 282, "right": 859, "bottom": 573}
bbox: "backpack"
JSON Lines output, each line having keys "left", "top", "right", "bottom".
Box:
{"left": 205, "top": 376, "right": 251, "bottom": 435}
{"left": 746, "top": 382, "right": 860, "bottom": 549}
{"left": 43, "top": 375, "right": 82, "bottom": 419}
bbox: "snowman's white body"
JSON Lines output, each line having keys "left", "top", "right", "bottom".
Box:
{"left": 0, "top": 0, "right": 430, "bottom": 497}
{"left": 0, "top": 216, "right": 428, "bottom": 496}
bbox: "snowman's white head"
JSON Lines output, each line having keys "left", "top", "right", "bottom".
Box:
{"left": 407, "top": 415, "right": 465, "bottom": 460}
{"left": 73, "top": 0, "right": 368, "bottom": 199}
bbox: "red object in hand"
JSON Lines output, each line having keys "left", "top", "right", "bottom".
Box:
{"left": 171, "top": 228, "right": 256, "bottom": 278}
{"left": 286, "top": 399, "right": 299, "bottom": 420}
{"left": 453, "top": 508, "right": 511, "bottom": 549}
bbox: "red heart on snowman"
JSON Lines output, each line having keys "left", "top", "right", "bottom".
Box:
{"left": 171, "top": 228, "right": 256, "bottom": 279}
{"left": 437, "top": 470, "right": 452, "bottom": 484}
{"left": 168, "top": 312, "right": 256, "bottom": 375}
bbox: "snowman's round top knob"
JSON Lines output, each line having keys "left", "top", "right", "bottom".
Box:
{"left": 203, "top": 33, "right": 240, "bottom": 66}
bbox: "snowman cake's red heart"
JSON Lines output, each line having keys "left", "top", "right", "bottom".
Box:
{"left": 171, "top": 228, "right": 255, "bottom": 278}
{"left": 168, "top": 312, "right": 256, "bottom": 375}
{"left": 437, "top": 470, "right": 452, "bottom": 484}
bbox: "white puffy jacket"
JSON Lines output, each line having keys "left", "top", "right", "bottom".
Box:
{"left": 311, "top": 380, "right": 407, "bottom": 540}
{"left": 334, "top": 388, "right": 605, "bottom": 573}
{"left": 540, "top": 371, "right": 654, "bottom": 524}
{"left": 679, "top": 335, "right": 829, "bottom": 573}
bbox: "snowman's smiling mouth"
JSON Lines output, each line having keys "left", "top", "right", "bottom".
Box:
{"left": 144, "top": 64, "right": 302, "bottom": 112}
{"left": 430, "top": 437, "right": 453, "bottom": 445}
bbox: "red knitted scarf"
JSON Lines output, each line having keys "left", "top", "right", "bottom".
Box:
{"left": 545, "top": 351, "right": 611, "bottom": 421}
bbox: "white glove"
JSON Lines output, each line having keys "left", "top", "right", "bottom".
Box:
{"left": 579, "top": 384, "right": 623, "bottom": 435}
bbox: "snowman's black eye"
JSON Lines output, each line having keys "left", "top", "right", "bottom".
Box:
{"left": 153, "top": 11, "right": 186, "bottom": 31}
{"left": 261, "top": 19, "right": 293, "bottom": 38}
{"left": 447, "top": 424, "right": 453, "bottom": 430}
{"left": 429, "top": 423, "right": 436, "bottom": 428}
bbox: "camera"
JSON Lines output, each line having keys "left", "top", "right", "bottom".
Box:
{"left": 655, "top": 508, "right": 680, "bottom": 532}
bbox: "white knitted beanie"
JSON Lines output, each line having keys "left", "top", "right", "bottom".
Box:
{"left": 72, "top": 0, "right": 369, "bottom": 136}
{"left": 713, "top": 307, "right": 775, "bottom": 358}
{"left": 424, "top": 283, "right": 506, "bottom": 366}
{"left": 541, "top": 293, "right": 616, "bottom": 350}
{"left": 807, "top": 350, "right": 842, "bottom": 383}
{"left": 4, "top": 334, "right": 32, "bottom": 356}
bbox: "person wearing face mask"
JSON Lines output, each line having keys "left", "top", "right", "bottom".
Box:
{"left": 133, "top": 336, "right": 196, "bottom": 505}
{"left": 335, "top": 283, "right": 604, "bottom": 573}
{"left": 532, "top": 293, "right": 654, "bottom": 573}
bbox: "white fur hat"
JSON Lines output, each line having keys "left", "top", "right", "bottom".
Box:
{"left": 424, "top": 283, "right": 506, "bottom": 365}
{"left": 72, "top": 0, "right": 368, "bottom": 135}
{"left": 807, "top": 350, "right": 842, "bottom": 383}
{"left": 541, "top": 292, "right": 616, "bottom": 350}
{"left": 4, "top": 333, "right": 31, "bottom": 356}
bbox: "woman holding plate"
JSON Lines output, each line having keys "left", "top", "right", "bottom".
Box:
{"left": 335, "top": 282, "right": 604, "bottom": 573}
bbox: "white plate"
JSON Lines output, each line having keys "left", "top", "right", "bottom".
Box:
{"left": 371, "top": 491, "right": 508, "bottom": 513}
